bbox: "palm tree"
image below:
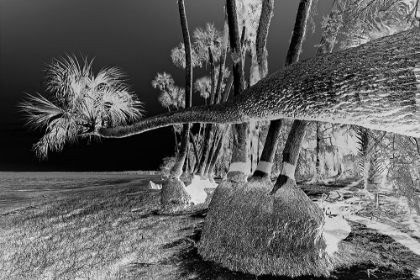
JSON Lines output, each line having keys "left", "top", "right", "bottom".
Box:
{"left": 152, "top": 72, "right": 186, "bottom": 155}
{"left": 19, "top": 54, "right": 143, "bottom": 160}
{"left": 158, "top": 0, "right": 195, "bottom": 213}
{"left": 194, "top": 76, "right": 211, "bottom": 104}
{"left": 92, "top": 25, "right": 420, "bottom": 277}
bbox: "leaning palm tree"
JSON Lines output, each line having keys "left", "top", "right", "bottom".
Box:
{"left": 91, "top": 22, "right": 420, "bottom": 278}
{"left": 19, "top": 54, "right": 143, "bottom": 160}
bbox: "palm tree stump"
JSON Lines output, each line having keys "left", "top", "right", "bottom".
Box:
{"left": 198, "top": 177, "right": 334, "bottom": 277}
{"left": 160, "top": 177, "right": 191, "bottom": 213}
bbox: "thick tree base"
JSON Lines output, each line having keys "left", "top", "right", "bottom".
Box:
{"left": 198, "top": 178, "right": 335, "bottom": 277}
{"left": 160, "top": 177, "right": 191, "bottom": 213}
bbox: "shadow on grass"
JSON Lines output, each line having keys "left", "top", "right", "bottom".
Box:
{"left": 168, "top": 212, "right": 418, "bottom": 280}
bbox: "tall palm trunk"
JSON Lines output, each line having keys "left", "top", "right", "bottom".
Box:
{"left": 170, "top": 0, "right": 193, "bottom": 178}
{"left": 256, "top": 0, "right": 274, "bottom": 79}
{"left": 208, "top": 125, "right": 231, "bottom": 181}
{"left": 197, "top": 13, "right": 230, "bottom": 178}
{"left": 189, "top": 131, "right": 200, "bottom": 168}
{"left": 252, "top": 0, "right": 311, "bottom": 179}
{"left": 161, "top": 0, "right": 193, "bottom": 212}
{"left": 273, "top": 0, "right": 343, "bottom": 190}
{"left": 313, "top": 122, "right": 323, "bottom": 181}
{"left": 226, "top": 0, "right": 248, "bottom": 183}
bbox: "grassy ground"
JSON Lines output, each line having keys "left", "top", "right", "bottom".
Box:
{"left": 0, "top": 175, "right": 419, "bottom": 279}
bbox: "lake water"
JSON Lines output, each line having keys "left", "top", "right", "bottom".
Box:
{"left": 0, "top": 172, "right": 160, "bottom": 212}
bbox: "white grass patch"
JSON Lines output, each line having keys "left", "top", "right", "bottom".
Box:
{"left": 148, "top": 181, "right": 162, "bottom": 190}
{"left": 345, "top": 215, "right": 420, "bottom": 256}
{"left": 184, "top": 175, "right": 217, "bottom": 205}
{"left": 323, "top": 215, "right": 351, "bottom": 256}
{"left": 315, "top": 181, "right": 420, "bottom": 259}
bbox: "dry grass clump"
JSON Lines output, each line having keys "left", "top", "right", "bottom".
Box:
{"left": 198, "top": 178, "right": 336, "bottom": 277}
{"left": 160, "top": 177, "right": 191, "bottom": 213}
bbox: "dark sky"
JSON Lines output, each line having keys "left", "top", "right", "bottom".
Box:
{"left": 0, "top": 0, "right": 333, "bottom": 172}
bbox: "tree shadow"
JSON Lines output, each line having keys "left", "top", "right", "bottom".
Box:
{"left": 171, "top": 220, "right": 418, "bottom": 280}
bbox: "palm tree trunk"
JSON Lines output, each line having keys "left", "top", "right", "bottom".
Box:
{"left": 197, "top": 124, "right": 212, "bottom": 175}
{"left": 97, "top": 27, "right": 420, "bottom": 139}
{"left": 189, "top": 131, "right": 199, "bottom": 169}
{"left": 264, "top": 0, "right": 344, "bottom": 189}
{"left": 215, "top": 11, "right": 229, "bottom": 104}
{"left": 170, "top": 0, "right": 193, "bottom": 178}
{"left": 256, "top": 0, "right": 275, "bottom": 78}
{"left": 252, "top": 0, "right": 312, "bottom": 179}
{"left": 172, "top": 125, "right": 179, "bottom": 156}
{"left": 208, "top": 125, "right": 230, "bottom": 181}
{"left": 204, "top": 126, "right": 222, "bottom": 176}
{"left": 314, "top": 122, "right": 323, "bottom": 181}
{"left": 226, "top": 0, "right": 249, "bottom": 183}
{"left": 197, "top": 47, "right": 219, "bottom": 177}
{"left": 161, "top": 0, "right": 193, "bottom": 213}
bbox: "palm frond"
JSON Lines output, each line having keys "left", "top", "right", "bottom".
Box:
{"left": 21, "top": 54, "right": 145, "bottom": 160}
{"left": 18, "top": 93, "right": 67, "bottom": 131}
{"left": 194, "top": 76, "right": 211, "bottom": 99}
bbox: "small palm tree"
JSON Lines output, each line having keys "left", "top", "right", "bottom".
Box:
{"left": 19, "top": 54, "right": 143, "bottom": 160}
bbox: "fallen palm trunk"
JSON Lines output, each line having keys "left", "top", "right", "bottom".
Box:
{"left": 97, "top": 27, "right": 420, "bottom": 139}
{"left": 198, "top": 178, "right": 335, "bottom": 277}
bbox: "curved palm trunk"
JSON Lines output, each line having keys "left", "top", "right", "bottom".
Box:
{"left": 162, "top": 0, "right": 193, "bottom": 212}
{"left": 170, "top": 0, "right": 193, "bottom": 178}
{"left": 253, "top": 0, "right": 312, "bottom": 179}
{"left": 96, "top": 27, "right": 420, "bottom": 139}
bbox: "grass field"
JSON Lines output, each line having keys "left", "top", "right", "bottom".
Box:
{"left": 0, "top": 172, "right": 419, "bottom": 279}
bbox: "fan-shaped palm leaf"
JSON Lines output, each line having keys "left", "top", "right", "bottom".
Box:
{"left": 194, "top": 76, "right": 211, "bottom": 100}
{"left": 170, "top": 43, "right": 202, "bottom": 68}
{"left": 20, "top": 54, "right": 144, "bottom": 160}
{"left": 193, "top": 23, "right": 222, "bottom": 63}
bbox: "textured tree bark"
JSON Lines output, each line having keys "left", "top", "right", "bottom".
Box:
{"left": 207, "top": 126, "right": 230, "bottom": 180}
{"left": 215, "top": 12, "right": 229, "bottom": 104}
{"left": 189, "top": 131, "right": 199, "bottom": 169}
{"left": 313, "top": 122, "right": 324, "bottom": 181}
{"left": 197, "top": 48, "right": 218, "bottom": 177}
{"left": 161, "top": 0, "right": 193, "bottom": 213}
{"left": 252, "top": 0, "right": 311, "bottom": 179}
{"left": 270, "top": 120, "right": 307, "bottom": 194}
{"left": 204, "top": 127, "right": 221, "bottom": 175}
{"left": 226, "top": 0, "right": 249, "bottom": 183}
{"left": 170, "top": 0, "right": 193, "bottom": 178}
{"left": 274, "top": 0, "right": 344, "bottom": 190}
{"left": 256, "top": 0, "right": 274, "bottom": 79}
{"left": 96, "top": 27, "right": 420, "bottom": 138}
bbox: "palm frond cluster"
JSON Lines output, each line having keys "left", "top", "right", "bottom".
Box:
{"left": 20, "top": 54, "right": 144, "bottom": 160}
{"left": 151, "top": 72, "right": 185, "bottom": 110}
